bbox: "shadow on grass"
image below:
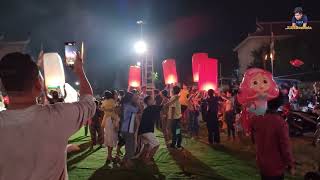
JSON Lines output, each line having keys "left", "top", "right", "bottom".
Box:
{"left": 196, "top": 135, "right": 257, "bottom": 168}
{"left": 212, "top": 143, "right": 255, "bottom": 163}
{"left": 67, "top": 141, "right": 93, "bottom": 160}
{"left": 167, "top": 146, "right": 227, "bottom": 180}
{"left": 88, "top": 160, "right": 165, "bottom": 180}
{"left": 68, "top": 135, "right": 88, "bottom": 144}
{"left": 68, "top": 144, "right": 102, "bottom": 168}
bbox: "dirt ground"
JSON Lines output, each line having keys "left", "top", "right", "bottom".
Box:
{"left": 196, "top": 122, "right": 320, "bottom": 177}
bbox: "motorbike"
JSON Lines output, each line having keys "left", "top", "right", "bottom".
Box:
{"left": 282, "top": 103, "right": 320, "bottom": 146}
{"left": 286, "top": 110, "right": 319, "bottom": 136}
{"left": 313, "top": 122, "right": 320, "bottom": 146}
{"left": 312, "top": 107, "right": 320, "bottom": 147}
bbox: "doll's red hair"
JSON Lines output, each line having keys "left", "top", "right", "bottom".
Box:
{"left": 237, "top": 68, "right": 279, "bottom": 105}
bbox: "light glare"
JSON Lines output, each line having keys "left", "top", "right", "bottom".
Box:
{"left": 134, "top": 40, "right": 147, "bottom": 54}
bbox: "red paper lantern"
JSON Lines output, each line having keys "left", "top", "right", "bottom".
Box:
{"left": 192, "top": 53, "right": 208, "bottom": 82}
{"left": 162, "top": 59, "right": 178, "bottom": 85}
{"left": 198, "top": 58, "right": 218, "bottom": 91}
{"left": 290, "top": 59, "right": 304, "bottom": 67}
{"left": 128, "top": 65, "right": 141, "bottom": 88}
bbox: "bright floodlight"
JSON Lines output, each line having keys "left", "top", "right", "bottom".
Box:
{"left": 137, "top": 20, "right": 144, "bottom": 24}
{"left": 137, "top": 61, "right": 141, "bottom": 66}
{"left": 134, "top": 40, "right": 147, "bottom": 54}
{"left": 75, "top": 81, "right": 80, "bottom": 86}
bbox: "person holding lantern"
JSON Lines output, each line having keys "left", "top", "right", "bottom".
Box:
{"left": 169, "top": 86, "right": 183, "bottom": 149}
{"left": 114, "top": 90, "right": 126, "bottom": 162}
{"left": 187, "top": 90, "right": 201, "bottom": 138}
{"left": 205, "top": 89, "right": 222, "bottom": 144}
{"left": 120, "top": 92, "right": 142, "bottom": 168}
{"left": 179, "top": 84, "right": 189, "bottom": 127}
{"left": 160, "top": 89, "right": 171, "bottom": 142}
{"left": 138, "top": 93, "right": 179, "bottom": 164}
{"left": 0, "top": 52, "right": 95, "bottom": 180}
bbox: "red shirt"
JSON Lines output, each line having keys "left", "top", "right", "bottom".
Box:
{"left": 251, "top": 113, "right": 294, "bottom": 176}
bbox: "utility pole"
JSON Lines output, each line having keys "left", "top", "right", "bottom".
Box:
{"left": 136, "top": 20, "right": 154, "bottom": 96}
{"left": 270, "top": 31, "right": 275, "bottom": 75}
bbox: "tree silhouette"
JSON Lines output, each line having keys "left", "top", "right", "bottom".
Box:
{"left": 248, "top": 45, "right": 269, "bottom": 70}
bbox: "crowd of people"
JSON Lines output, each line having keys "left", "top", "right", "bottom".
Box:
{"left": 89, "top": 84, "right": 233, "bottom": 167}
{"left": 280, "top": 82, "right": 320, "bottom": 111}
{"left": 0, "top": 51, "right": 305, "bottom": 180}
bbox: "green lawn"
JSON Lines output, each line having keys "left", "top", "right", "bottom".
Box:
{"left": 68, "top": 128, "right": 187, "bottom": 180}
{"left": 67, "top": 128, "right": 301, "bottom": 180}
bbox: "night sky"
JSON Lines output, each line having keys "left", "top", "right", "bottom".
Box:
{"left": 1, "top": 0, "right": 319, "bottom": 93}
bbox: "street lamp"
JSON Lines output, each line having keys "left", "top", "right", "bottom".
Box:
{"left": 136, "top": 20, "right": 144, "bottom": 25}
{"left": 263, "top": 52, "right": 275, "bottom": 75}
{"left": 270, "top": 52, "right": 275, "bottom": 75}
{"left": 134, "top": 40, "right": 147, "bottom": 54}
{"left": 134, "top": 20, "right": 153, "bottom": 88}
{"left": 75, "top": 81, "right": 80, "bottom": 86}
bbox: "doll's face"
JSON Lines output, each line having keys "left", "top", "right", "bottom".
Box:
{"left": 249, "top": 73, "right": 271, "bottom": 93}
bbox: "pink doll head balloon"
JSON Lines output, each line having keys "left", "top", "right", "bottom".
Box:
{"left": 237, "top": 68, "right": 279, "bottom": 105}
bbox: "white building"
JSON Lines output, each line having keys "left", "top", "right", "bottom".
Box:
{"left": 233, "top": 20, "right": 320, "bottom": 77}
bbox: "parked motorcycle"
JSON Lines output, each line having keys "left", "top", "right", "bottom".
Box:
{"left": 286, "top": 111, "right": 319, "bottom": 136}
{"left": 313, "top": 122, "right": 320, "bottom": 146}
{"left": 312, "top": 107, "right": 320, "bottom": 147}
{"left": 282, "top": 103, "right": 320, "bottom": 138}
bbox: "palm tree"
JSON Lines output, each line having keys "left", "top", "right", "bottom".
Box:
{"left": 249, "top": 45, "right": 269, "bottom": 70}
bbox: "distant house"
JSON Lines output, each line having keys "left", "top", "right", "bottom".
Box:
{"left": 233, "top": 20, "right": 320, "bottom": 77}
{"left": 0, "top": 34, "right": 30, "bottom": 94}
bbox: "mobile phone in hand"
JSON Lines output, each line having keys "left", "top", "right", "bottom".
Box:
{"left": 64, "top": 42, "right": 77, "bottom": 66}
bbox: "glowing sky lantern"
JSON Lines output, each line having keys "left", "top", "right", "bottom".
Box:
{"left": 162, "top": 59, "right": 178, "bottom": 85}
{"left": 43, "top": 53, "right": 65, "bottom": 95}
{"left": 192, "top": 53, "right": 208, "bottom": 82}
{"left": 128, "top": 65, "right": 141, "bottom": 87}
{"left": 198, "top": 58, "right": 218, "bottom": 91}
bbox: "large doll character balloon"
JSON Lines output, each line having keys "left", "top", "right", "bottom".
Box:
{"left": 237, "top": 68, "right": 279, "bottom": 133}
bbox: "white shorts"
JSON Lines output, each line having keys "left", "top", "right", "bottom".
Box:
{"left": 140, "top": 132, "right": 160, "bottom": 149}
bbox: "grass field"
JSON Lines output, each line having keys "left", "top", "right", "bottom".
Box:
{"left": 67, "top": 128, "right": 302, "bottom": 180}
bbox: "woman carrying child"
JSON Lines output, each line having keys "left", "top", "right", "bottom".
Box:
{"left": 101, "top": 90, "right": 120, "bottom": 163}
